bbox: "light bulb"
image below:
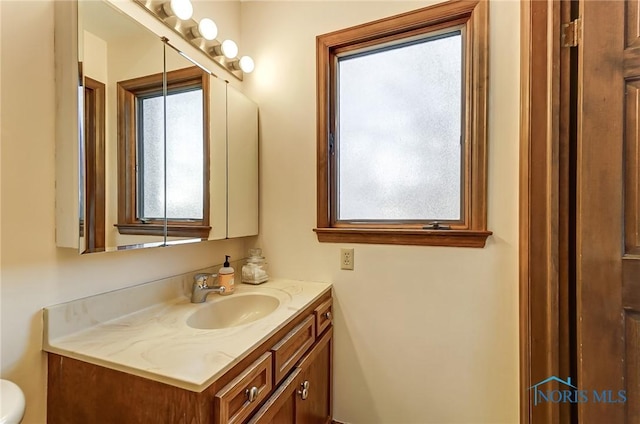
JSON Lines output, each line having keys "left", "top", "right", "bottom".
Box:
{"left": 169, "top": 0, "right": 193, "bottom": 20}
{"left": 221, "top": 39, "right": 238, "bottom": 59}
{"left": 239, "top": 56, "right": 255, "bottom": 73}
{"left": 198, "top": 18, "right": 218, "bottom": 40}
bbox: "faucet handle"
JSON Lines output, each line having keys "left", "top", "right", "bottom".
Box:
{"left": 194, "top": 273, "right": 210, "bottom": 287}
{"left": 190, "top": 273, "right": 224, "bottom": 303}
{"left": 194, "top": 273, "right": 218, "bottom": 288}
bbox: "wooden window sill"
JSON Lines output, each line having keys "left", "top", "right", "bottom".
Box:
{"left": 313, "top": 227, "right": 492, "bottom": 247}
{"left": 115, "top": 223, "right": 211, "bottom": 238}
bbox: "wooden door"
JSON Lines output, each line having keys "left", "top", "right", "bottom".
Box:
{"left": 576, "top": 0, "right": 640, "bottom": 421}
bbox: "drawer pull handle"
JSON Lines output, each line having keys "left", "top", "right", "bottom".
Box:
{"left": 324, "top": 311, "right": 332, "bottom": 320}
{"left": 298, "top": 380, "right": 310, "bottom": 400}
{"left": 246, "top": 386, "right": 259, "bottom": 403}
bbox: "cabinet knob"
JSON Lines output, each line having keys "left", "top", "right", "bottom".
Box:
{"left": 298, "top": 380, "right": 310, "bottom": 400}
{"left": 246, "top": 386, "right": 259, "bottom": 403}
{"left": 324, "top": 311, "right": 332, "bottom": 320}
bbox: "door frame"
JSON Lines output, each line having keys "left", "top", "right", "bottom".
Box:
{"left": 520, "top": 0, "right": 573, "bottom": 422}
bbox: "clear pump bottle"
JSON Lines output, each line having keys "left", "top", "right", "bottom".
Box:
{"left": 242, "top": 248, "right": 269, "bottom": 284}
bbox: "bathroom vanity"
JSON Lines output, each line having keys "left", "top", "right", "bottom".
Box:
{"left": 43, "top": 278, "right": 333, "bottom": 424}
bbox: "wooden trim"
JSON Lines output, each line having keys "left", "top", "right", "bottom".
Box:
{"left": 315, "top": 0, "right": 489, "bottom": 247}
{"left": 520, "top": 1, "right": 554, "bottom": 422}
{"left": 331, "top": 221, "right": 467, "bottom": 229}
{"left": 519, "top": 3, "right": 530, "bottom": 419}
{"left": 316, "top": 33, "right": 330, "bottom": 230}
{"left": 469, "top": 0, "right": 488, "bottom": 232}
{"left": 116, "top": 66, "right": 211, "bottom": 238}
{"left": 314, "top": 228, "right": 491, "bottom": 247}
{"left": 318, "top": 0, "right": 479, "bottom": 45}
{"left": 84, "top": 76, "right": 106, "bottom": 252}
{"left": 117, "top": 78, "right": 136, "bottom": 227}
{"left": 520, "top": 0, "right": 572, "bottom": 422}
{"left": 114, "top": 223, "right": 211, "bottom": 238}
{"left": 332, "top": 19, "right": 469, "bottom": 57}
{"left": 555, "top": 3, "right": 574, "bottom": 424}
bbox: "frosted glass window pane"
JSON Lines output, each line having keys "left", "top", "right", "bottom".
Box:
{"left": 165, "top": 89, "right": 203, "bottom": 220}
{"left": 337, "top": 32, "right": 462, "bottom": 221}
{"left": 139, "top": 89, "right": 203, "bottom": 220}
{"left": 140, "top": 95, "right": 165, "bottom": 219}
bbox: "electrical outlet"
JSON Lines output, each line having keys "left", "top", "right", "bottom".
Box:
{"left": 340, "top": 248, "right": 354, "bottom": 270}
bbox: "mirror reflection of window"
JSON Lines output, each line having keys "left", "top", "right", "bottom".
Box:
{"left": 138, "top": 88, "right": 204, "bottom": 220}
{"left": 116, "top": 66, "right": 211, "bottom": 238}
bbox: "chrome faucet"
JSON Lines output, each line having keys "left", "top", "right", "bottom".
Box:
{"left": 191, "top": 273, "right": 225, "bottom": 303}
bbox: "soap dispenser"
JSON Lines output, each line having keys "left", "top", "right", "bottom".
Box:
{"left": 218, "top": 255, "right": 235, "bottom": 295}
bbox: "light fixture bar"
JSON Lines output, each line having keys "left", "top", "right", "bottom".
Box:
{"left": 134, "top": 0, "right": 245, "bottom": 80}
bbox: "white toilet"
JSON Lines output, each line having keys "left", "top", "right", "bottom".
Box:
{"left": 0, "top": 380, "right": 25, "bottom": 424}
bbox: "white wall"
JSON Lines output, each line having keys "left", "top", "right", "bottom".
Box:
{"left": 241, "top": 1, "right": 520, "bottom": 423}
{"left": 0, "top": 1, "right": 249, "bottom": 423}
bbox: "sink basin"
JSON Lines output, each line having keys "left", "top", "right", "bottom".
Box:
{"left": 187, "top": 294, "right": 280, "bottom": 329}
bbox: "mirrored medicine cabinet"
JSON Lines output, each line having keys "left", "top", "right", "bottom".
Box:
{"left": 54, "top": 0, "right": 258, "bottom": 254}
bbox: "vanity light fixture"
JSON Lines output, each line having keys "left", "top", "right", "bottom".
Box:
{"left": 221, "top": 40, "right": 239, "bottom": 59}
{"left": 134, "top": 0, "right": 253, "bottom": 80}
{"left": 163, "top": 0, "right": 193, "bottom": 20}
{"left": 187, "top": 18, "right": 218, "bottom": 41}
{"left": 229, "top": 56, "right": 255, "bottom": 74}
{"left": 239, "top": 56, "right": 255, "bottom": 73}
{"left": 197, "top": 18, "right": 218, "bottom": 41}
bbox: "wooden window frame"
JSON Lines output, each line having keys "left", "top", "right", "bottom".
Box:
{"left": 116, "top": 66, "right": 211, "bottom": 238}
{"left": 314, "top": 0, "right": 491, "bottom": 247}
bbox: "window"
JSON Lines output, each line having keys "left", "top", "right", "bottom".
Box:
{"left": 117, "top": 66, "right": 211, "bottom": 238}
{"left": 315, "top": 0, "right": 490, "bottom": 247}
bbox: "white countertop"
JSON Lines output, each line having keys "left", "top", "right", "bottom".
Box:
{"left": 43, "top": 278, "right": 332, "bottom": 392}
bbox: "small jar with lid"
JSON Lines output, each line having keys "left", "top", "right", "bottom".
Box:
{"left": 242, "top": 248, "right": 269, "bottom": 284}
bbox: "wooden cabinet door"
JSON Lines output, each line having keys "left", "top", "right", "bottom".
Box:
{"left": 246, "top": 368, "right": 301, "bottom": 424}
{"left": 250, "top": 327, "right": 333, "bottom": 424}
{"left": 295, "top": 328, "right": 332, "bottom": 424}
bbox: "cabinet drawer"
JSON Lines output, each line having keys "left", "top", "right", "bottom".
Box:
{"left": 271, "top": 315, "right": 315, "bottom": 384}
{"left": 215, "top": 352, "right": 273, "bottom": 424}
{"left": 314, "top": 298, "right": 333, "bottom": 336}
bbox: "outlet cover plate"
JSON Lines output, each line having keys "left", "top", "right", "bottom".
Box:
{"left": 341, "top": 248, "right": 354, "bottom": 270}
